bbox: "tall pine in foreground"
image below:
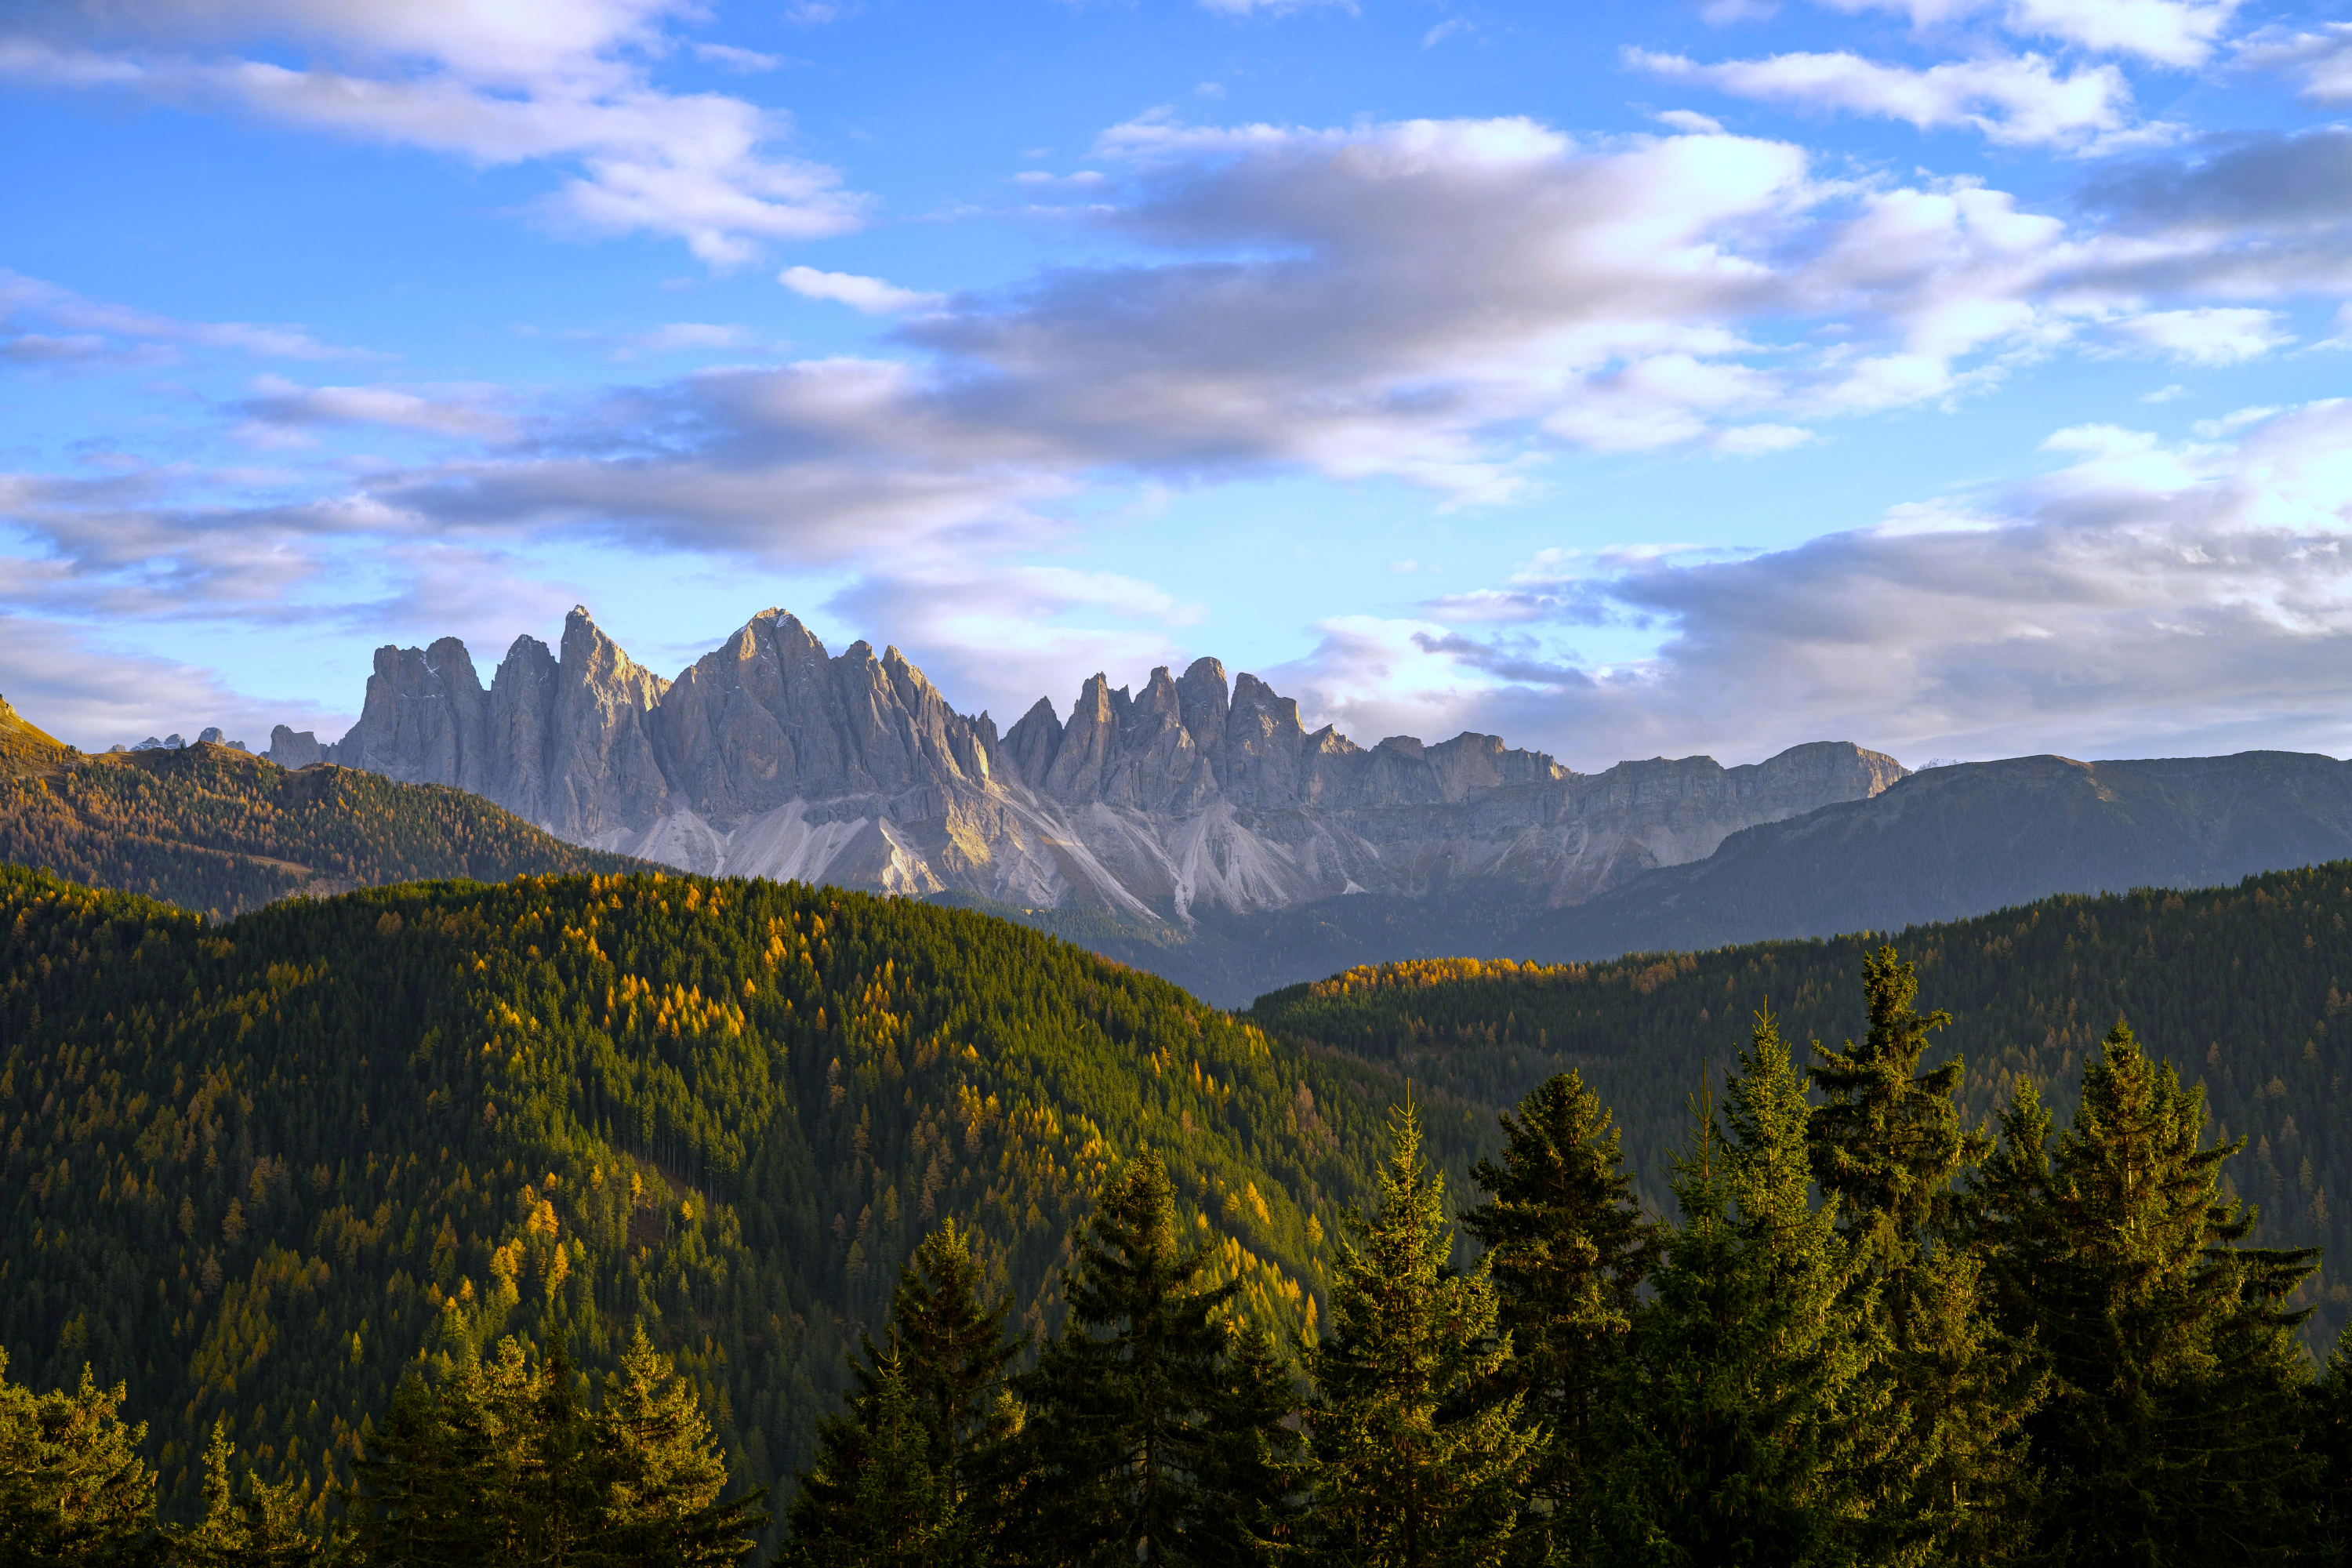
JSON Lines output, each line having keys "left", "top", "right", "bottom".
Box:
{"left": 1310, "top": 1102, "right": 1537, "bottom": 1568}
{"left": 786, "top": 1220, "right": 1019, "bottom": 1567}
{"left": 1602, "top": 1008, "right": 1901, "bottom": 1568}
{"left": 1806, "top": 948, "right": 2042, "bottom": 1562}
{"left": 1460, "top": 1070, "right": 1651, "bottom": 1563}
{"left": 1007, "top": 1153, "right": 1304, "bottom": 1567}
{"left": 1973, "top": 1021, "right": 2319, "bottom": 1564}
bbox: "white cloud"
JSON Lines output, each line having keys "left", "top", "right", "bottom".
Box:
{"left": 1629, "top": 47, "right": 2146, "bottom": 149}
{"left": 2235, "top": 24, "right": 2352, "bottom": 103}
{"left": 779, "top": 267, "right": 946, "bottom": 314}
{"left": 0, "top": 4, "right": 866, "bottom": 267}
{"left": 0, "top": 269, "right": 353, "bottom": 364}
{"left": 609, "top": 321, "right": 755, "bottom": 358}
{"left": 2002, "top": 0, "right": 2240, "bottom": 67}
{"left": 1284, "top": 403, "right": 2352, "bottom": 768}
{"left": 1654, "top": 109, "right": 1726, "bottom": 134}
{"left": 2116, "top": 307, "right": 2291, "bottom": 365}
{"left": 1197, "top": 0, "right": 1359, "bottom": 15}
{"left": 691, "top": 42, "right": 782, "bottom": 73}
{"left": 1820, "top": 0, "right": 2241, "bottom": 66}
{"left": 234, "top": 376, "right": 517, "bottom": 442}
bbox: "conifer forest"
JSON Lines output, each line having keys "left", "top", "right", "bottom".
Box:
{"left": 13, "top": 852, "right": 2352, "bottom": 1563}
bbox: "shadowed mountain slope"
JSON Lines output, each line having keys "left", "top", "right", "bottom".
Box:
{"left": 1518, "top": 750, "right": 2352, "bottom": 960}
{"left": 0, "top": 739, "right": 646, "bottom": 916}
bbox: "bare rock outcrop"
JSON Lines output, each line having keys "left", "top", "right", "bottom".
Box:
{"left": 292, "top": 604, "right": 1908, "bottom": 921}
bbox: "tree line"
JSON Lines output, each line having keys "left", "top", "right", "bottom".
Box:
{"left": 796, "top": 948, "right": 2339, "bottom": 1566}
{"left": 10, "top": 942, "right": 2350, "bottom": 1563}
{"left": 1251, "top": 862, "right": 2352, "bottom": 1349}
{"left": 0, "top": 863, "right": 1450, "bottom": 1555}
{"left": 1, "top": 1323, "right": 759, "bottom": 1566}
{"left": 0, "top": 745, "right": 641, "bottom": 920}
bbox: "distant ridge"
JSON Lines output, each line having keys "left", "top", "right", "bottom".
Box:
{"left": 0, "top": 731, "right": 647, "bottom": 916}
{"left": 0, "top": 692, "right": 68, "bottom": 779}
{"left": 1519, "top": 750, "right": 2352, "bottom": 960}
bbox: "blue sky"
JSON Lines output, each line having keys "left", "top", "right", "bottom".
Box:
{"left": 7, "top": 0, "right": 2352, "bottom": 771}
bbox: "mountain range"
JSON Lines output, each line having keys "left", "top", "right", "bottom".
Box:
{"left": 263, "top": 606, "right": 1900, "bottom": 935}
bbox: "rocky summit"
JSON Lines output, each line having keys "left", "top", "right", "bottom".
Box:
{"left": 272, "top": 606, "right": 1907, "bottom": 922}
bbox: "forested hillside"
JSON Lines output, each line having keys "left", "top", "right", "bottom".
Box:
{"left": 0, "top": 742, "right": 644, "bottom": 917}
{"left": 0, "top": 692, "right": 68, "bottom": 779}
{"left": 1251, "top": 862, "right": 2352, "bottom": 1345}
{"left": 0, "top": 864, "right": 1454, "bottom": 1553}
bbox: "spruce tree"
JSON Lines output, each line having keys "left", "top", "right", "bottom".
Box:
{"left": 1805, "top": 948, "right": 2041, "bottom": 1561}
{"left": 0, "top": 1350, "right": 161, "bottom": 1566}
{"left": 1459, "top": 1069, "right": 1651, "bottom": 1563}
{"left": 344, "top": 1327, "right": 760, "bottom": 1568}
{"left": 787, "top": 1222, "right": 1016, "bottom": 1567}
{"left": 1008, "top": 1152, "right": 1298, "bottom": 1566}
{"left": 1309, "top": 1102, "right": 1537, "bottom": 1568}
{"left": 590, "top": 1324, "right": 768, "bottom": 1566}
{"left": 179, "top": 1420, "right": 318, "bottom": 1568}
{"left": 1600, "top": 1008, "right": 1900, "bottom": 1568}
{"left": 1972, "top": 1021, "right": 2319, "bottom": 1564}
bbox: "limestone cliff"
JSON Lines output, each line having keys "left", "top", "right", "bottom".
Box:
{"left": 278, "top": 606, "right": 1907, "bottom": 920}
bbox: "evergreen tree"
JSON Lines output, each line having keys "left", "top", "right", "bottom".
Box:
{"left": 1972, "top": 1020, "right": 2320, "bottom": 1564}
{"left": 588, "top": 1326, "right": 768, "bottom": 1566}
{"left": 1460, "top": 1070, "right": 1652, "bottom": 1562}
{"left": 1008, "top": 1152, "right": 1297, "bottom": 1566}
{"left": 2307, "top": 1339, "right": 2352, "bottom": 1567}
{"left": 786, "top": 1222, "right": 1015, "bottom": 1568}
{"left": 1309, "top": 1102, "right": 1537, "bottom": 1568}
{"left": 177, "top": 1421, "right": 318, "bottom": 1568}
{"left": 1600, "top": 1009, "right": 1900, "bottom": 1568}
{"left": 0, "top": 1349, "right": 162, "bottom": 1566}
{"left": 1192, "top": 1322, "right": 1310, "bottom": 1566}
{"left": 342, "top": 1326, "right": 760, "bottom": 1568}
{"left": 1805, "top": 948, "right": 2041, "bottom": 1561}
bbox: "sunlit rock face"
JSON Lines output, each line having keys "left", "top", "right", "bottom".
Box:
{"left": 279, "top": 605, "right": 1907, "bottom": 921}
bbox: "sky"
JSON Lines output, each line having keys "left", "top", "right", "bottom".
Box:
{"left": 6, "top": 0, "right": 2352, "bottom": 772}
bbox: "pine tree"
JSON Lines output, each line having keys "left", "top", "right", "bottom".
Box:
{"left": 0, "top": 1348, "right": 162, "bottom": 1566}
{"left": 1805, "top": 947, "right": 2041, "bottom": 1561}
{"left": 1972, "top": 1020, "right": 2320, "bottom": 1564}
{"left": 1007, "top": 1152, "right": 1295, "bottom": 1566}
{"left": 1600, "top": 1008, "right": 1899, "bottom": 1568}
{"left": 1460, "top": 1069, "right": 1652, "bottom": 1561}
{"left": 1309, "top": 1102, "right": 1537, "bottom": 1568}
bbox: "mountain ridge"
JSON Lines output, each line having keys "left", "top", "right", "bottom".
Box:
{"left": 270, "top": 605, "right": 1907, "bottom": 925}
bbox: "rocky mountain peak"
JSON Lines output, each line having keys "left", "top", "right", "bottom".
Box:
{"left": 285, "top": 605, "right": 1907, "bottom": 922}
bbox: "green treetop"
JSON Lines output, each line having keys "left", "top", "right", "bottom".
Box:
{"left": 787, "top": 1221, "right": 1019, "bottom": 1568}
{"left": 1806, "top": 948, "right": 2042, "bottom": 1562}
{"left": 1602, "top": 1008, "right": 1902, "bottom": 1568}
{"left": 1008, "top": 1152, "right": 1298, "bottom": 1567}
{"left": 1973, "top": 1020, "right": 2320, "bottom": 1564}
{"left": 1309, "top": 1102, "right": 1537, "bottom": 1568}
{"left": 1459, "top": 1069, "right": 1652, "bottom": 1562}
{"left": 0, "top": 1348, "right": 162, "bottom": 1567}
